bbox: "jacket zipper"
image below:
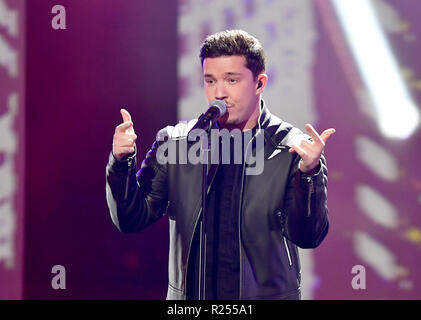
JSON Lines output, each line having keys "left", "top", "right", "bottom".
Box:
{"left": 238, "top": 156, "right": 247, "bottom": 299}
{"left": 283, "top": 236, "right": 292, "bottom": 267}
{"left": 124, "top": 158, "right": 132, "bottom": 201}
{"left": 238, "top": 124, "right": 262, "bottom": 299}
{"left": 306, "top": 176, "right": 314, "bottom": 217}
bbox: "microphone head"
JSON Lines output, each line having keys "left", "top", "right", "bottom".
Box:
{"left": 210, "top": 99, "right": 227, "bottom": 117}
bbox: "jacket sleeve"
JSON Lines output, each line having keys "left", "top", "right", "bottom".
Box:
{"left": 281, "top": 153, "right": 329, "bottom": 249}
{"left": 105, "top": 133, "right": 169, "bottom": 233}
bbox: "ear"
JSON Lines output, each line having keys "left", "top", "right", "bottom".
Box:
{"left": 256, "top": 74, "right": 268, "bottom": 94}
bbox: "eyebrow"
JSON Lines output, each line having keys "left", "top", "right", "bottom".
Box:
{"left": 204, "top": 72, "right": 242, "bottom": 77}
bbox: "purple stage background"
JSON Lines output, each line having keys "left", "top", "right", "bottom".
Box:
{"left": 24, "top": 0, "right": 177, "bottom": 299}
{"left": 0, "top": 0, "right": 420, "bottom": 299}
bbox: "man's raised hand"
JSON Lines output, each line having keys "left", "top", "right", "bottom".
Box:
{"left": 289, "top": 124, "right": 335, "bottom": 174}
{"left": 112, "top": 109, "right": 137, "bottom": 161}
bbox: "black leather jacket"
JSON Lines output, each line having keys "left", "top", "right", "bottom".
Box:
{"left": 106, "top": 101, "right": 330, "bottom": 300}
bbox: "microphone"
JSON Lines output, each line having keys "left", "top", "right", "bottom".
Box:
{"left": 190, "top": 99, "right": 227, "bottom": 132}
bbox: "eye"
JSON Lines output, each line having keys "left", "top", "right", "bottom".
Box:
{"left": 205, "top": 79, "right": 214, "bottom": 85}
{"left": 227, "top": 78, "right": 238, "bottom": 84}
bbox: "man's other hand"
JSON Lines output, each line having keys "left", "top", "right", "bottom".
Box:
{"left": 289, "top": 124, "right": 335, "bottom": 175}
{"left": 112, "top": 109, "right": 138, "bottom": 161}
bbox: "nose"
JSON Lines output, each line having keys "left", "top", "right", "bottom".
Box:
{"left": 215, "top": 82, "right": 228, "bottom": 101}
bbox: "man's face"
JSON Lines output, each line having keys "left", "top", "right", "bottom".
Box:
{"left": 202, "top": 55, "right": 262, "bottom": 131}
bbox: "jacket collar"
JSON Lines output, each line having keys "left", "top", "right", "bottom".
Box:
{"left": 257, "top": 98, "right": 272, "bottom": 130}
{"left": 257, "top": 99, "right": 293, "bottom": 149}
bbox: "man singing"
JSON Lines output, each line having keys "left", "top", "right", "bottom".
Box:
{"left": 106, "top": 29, "right": 335, "bottom": 300}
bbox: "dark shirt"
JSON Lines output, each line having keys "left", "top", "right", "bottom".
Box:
{"left": 187, "top": 130, "right": 252, "bottom": 300}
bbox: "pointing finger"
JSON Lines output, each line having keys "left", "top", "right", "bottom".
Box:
{"left": 320, "top": 128, "right": 336, "bottom": 143}
{"left": 305, "top": 124, "right": 324, "bottom": 146}
{"left": 120, "top": 108, "right": 132, "bottom": 123}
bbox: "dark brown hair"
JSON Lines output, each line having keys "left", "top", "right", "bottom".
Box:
{"left": 199, "top": 29, "right": 266, "bottom": 80}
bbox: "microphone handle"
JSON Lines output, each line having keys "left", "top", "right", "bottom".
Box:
{"left": 191, "top": 107, "right": 220, "bottom": 131}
